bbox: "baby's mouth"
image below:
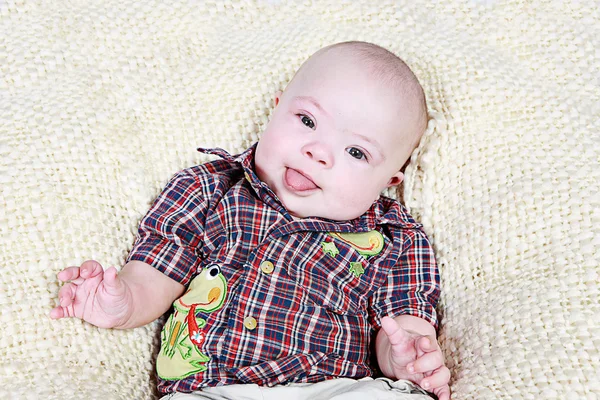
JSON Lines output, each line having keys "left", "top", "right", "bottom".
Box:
{"left": 284, "top": 168, "right": 319, "bottom": 191}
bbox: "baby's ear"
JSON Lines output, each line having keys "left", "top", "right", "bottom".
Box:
{"left": 386, "top": 171, "right": 404, "bottom": 188}
{"left": 274, "top": 91, "right": 283, "bottom": 107}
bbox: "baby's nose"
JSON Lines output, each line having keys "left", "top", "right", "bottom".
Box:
{"left": 303, "top": 144, "right": 333, "bottom": 167}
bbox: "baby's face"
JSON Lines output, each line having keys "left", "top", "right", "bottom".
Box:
{"left": 255, "top": 54, "right": 422, "bottom": 221}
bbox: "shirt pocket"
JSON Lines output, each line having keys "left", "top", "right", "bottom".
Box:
{"left": 285, "top": 243, "right": 385, "bottom": 316}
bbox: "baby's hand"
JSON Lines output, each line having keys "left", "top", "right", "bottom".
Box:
{"left": 380, "top": 316, "right": 450, "bottom": 400}
{"left": 50, "top": 260, "right": 132, "bottom": 328}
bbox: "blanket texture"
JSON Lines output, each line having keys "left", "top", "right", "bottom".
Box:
{"left": 1, "top": 1, "right": 598, "bottom": 399}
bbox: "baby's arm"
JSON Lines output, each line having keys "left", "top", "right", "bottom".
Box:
{"left": 370, "top": 228, "right": 449, "bottom": 399}
{"left": 52, "top": 169, "right": 211, "bottom": 329}
{"left": 50, "top": 259, "right": 185, "bottom": 329}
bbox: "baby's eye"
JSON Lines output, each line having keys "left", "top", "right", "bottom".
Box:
{"left": 347, "top": 147, "right": 367, "bottom": 161}
{"left": 299, "top": 115, "right": 315, "bottom": 130}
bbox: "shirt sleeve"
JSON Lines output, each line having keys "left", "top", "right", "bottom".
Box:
{"left": 368, "top": 228, "right": 441, "bottom": 330}
{"left": 126, "top": 170, "right": 209, "bottom": 286}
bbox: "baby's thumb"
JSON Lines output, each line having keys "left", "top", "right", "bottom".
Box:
{"left": 380, "top": 316, "right": 401, "bottom": 340}
{"left": 103, "top": 267, "right": 124, "bottom": 294}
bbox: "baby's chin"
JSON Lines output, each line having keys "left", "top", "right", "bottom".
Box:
{"left": 272, "top": 182, "right": 371, "bottom": 222}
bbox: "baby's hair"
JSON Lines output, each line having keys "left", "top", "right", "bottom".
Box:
{"left": 319, "top": 41, "right": 429, "bottom": 140}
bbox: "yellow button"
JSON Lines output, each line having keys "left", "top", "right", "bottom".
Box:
{"left": 244, "top": 172, "right": 252, "bottom": 182}
{"left": 243, "top": 316, "right": 257, "bottom": 330}
{"left": 260, "top": 261, "right": 274, "bottom": 274}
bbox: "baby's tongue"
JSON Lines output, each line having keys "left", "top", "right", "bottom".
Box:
{"left": 285, "top": 168, "right": 317, "bottom": 191}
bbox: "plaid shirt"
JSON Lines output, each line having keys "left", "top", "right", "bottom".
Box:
{"left": 127, "top": 144, "right": 440, "bottom": 394}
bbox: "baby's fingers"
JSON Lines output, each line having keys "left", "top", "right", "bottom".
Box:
{"left": 417, "top": 335, "right": 440, "bottom": 354}
{"left": 57, "top": 282, "right": 77, "bottom": 307}
{"left": 410, "top": 349, "right": 444, "bottom": 374}
{"left": 79, "top": 260, "right": 104, "bottom": 279}
{"left": 49, "top": 306, "right": 66, "bottom": 319}
{"left": 50, "top": 282, "right": 78, "bottom": 320}
{"left": 49, "top": 305, "right": 75, "bottom": 319}
{"left": 431, "top": 383, "right": 451, "bottom": 400}
{"left": 57, "top": 266, "right": 82, "bottom": 283}
{"left": 420, "top": 366, "right": 451, "bottom": 395}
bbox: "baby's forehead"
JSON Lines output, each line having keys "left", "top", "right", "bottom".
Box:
{"left": 309, "top": 45, "right": 407, "bottom": 79}
{"left": 303, "top": 48, "right": 418, "bottom": 102}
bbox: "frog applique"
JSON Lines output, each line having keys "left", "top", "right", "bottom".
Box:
{"left": 157, "top": 264, "right": 228, "bottom": 381}
{"left": 325, "top": 231, "right": 385, "bottom": 278}
{"left": 328, "top": 231, "right": 384, "bottom": 256}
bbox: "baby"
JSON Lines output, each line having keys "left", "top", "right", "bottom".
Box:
{"left": 51, "top": 41, "right": 450, "bottom": 400}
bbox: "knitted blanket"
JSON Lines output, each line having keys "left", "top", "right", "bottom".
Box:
{"left": 1, "top": 1, "right": 598, "bottom": 399}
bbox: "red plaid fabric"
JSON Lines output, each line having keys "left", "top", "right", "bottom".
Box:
{"left": 127, "top": 144, "right": 440, "bottom": 394}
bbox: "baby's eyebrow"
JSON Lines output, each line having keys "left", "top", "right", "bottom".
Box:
{"left": 294, "top": 96, "right": 329, "bottom": 117}
{"left": 352, "top": 132, "right": 385, "bottom": 160}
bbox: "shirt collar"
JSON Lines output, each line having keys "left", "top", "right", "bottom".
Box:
{"left": 197, "top": 143, "right": 420, "bottom": 231}
{"left": 197, "top": 143, "right": 289, "bottom": 216}
{"left": 197, "top": 143, "right": 259, "bottom": 186}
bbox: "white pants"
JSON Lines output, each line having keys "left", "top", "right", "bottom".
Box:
{"left": 161, "top": 377, "right": 434, "bottom": 400}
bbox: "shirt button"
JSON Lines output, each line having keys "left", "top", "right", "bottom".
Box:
{"left": 243, "top": 316, "right": 257, "bottom": 330}
{"left": 260, "top": 261, "right": 274, "bottom": 274}
{"left": 244, "top": 172, "right": 251, "bottom": 182}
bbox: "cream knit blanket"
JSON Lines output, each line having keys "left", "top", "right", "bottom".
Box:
{"left": 1, "top": 1, "right": 598, "bottom": 399}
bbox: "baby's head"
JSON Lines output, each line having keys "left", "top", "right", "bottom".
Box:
{"left": 255, "top": 41, "right": 428, "bottom": 221}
